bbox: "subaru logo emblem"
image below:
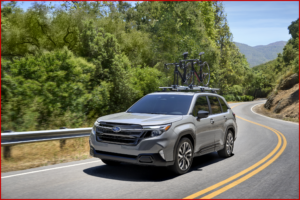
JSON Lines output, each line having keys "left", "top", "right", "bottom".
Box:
{"left": 112, "top": 127, "right": 121, "bottom": 132}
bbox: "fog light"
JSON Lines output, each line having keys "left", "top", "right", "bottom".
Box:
{"left": 159, "top": 150, "right": 165, "bottom": 160}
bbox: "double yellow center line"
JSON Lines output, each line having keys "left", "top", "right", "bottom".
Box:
{"left": 184, "top": 103, "right": 287, "bottom": 199}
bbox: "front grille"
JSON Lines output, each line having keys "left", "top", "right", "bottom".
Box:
{"left": 97, "top": 127, "right": 142, "bottom": 137}
{"left": 97, "top": 134, "right": 137, "bottom": 145}
{"left": 95, "top": 122, "right": 145, "bottom": 146}
{"left": 100, "top": 122, "right": 142, "bottom": 129}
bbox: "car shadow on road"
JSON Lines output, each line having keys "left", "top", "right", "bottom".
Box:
{"left": 191, "top": 152, "right": 234, "bottom": 171}
{"left": 83, "top": 152, "right": 233, "bottom": 182}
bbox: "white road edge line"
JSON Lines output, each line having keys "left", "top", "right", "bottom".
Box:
{"left": 251, "top": 103, "right": 299, "bottom": 125}
{"left": 1, "top": 160, "right": 100, "bottom": 179}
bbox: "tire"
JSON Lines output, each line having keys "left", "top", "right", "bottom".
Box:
{"left": 218, "top": 130, "right": 234, "bottom": 158}
{"left": 101, "top": 159, "right": 121, "bottom": 166}
{"left": 169, "top": 137, "right": 194, "bottom": 175}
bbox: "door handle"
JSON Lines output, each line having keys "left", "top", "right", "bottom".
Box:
{"left": 224, "top": 116, "right": 227, "bottom": 121}
{"left": 210, "top": 119, "right": 214, "bottom": 124}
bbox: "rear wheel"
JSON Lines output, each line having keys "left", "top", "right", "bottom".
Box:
{"left": 101, "top": 159, "right": 121, "bottom": 166}
{"left": 199, "top": 61, "right": 210, "bottom": 87}
{"left": 218, "top": 130, "right": 234, "bottom": 158}
{"left": 184, "top": 62, "right": 193, "bottom": 86}
{"left": 169, "top": 137, "right": 193, "bottom": 175}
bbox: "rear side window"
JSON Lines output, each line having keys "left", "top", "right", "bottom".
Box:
{"left": 218, "top": 98, "right": 228, "bottom": 113}
{"left": 192, "top": 96, "right": 209, "bottom": 117}
{"left": 208, "top": 96, "right": 222, "bottom": 114}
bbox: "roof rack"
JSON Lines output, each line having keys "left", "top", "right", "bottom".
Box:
{"left": 159, "top": 85, "right": 219, "bottom": 93}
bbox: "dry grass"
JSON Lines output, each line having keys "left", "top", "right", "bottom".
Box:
{"left": 1, "top": 137, "right": 92, "bottom": 173}
{"left": 253, "top": 104, "right": 299, "bottom": 123}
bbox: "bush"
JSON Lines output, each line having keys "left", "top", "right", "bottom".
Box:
{"left": 223, "top": 94, "right": 235, "bottom": 101}
{"left": 228, "top": 85, "right": 244, "bottom": 96}
{"left": 1, "top": 49, "right": 97, "bottom": 131}
{"left": 223, "top": 94, "right": 254, "bottom": 102}
{"left": 240, "top": 95, "right": 254, "bottom": 101}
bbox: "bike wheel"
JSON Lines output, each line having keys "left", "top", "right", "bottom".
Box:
{"left": 184, "top": 62, "right": 193, "bottom": 86}
{"left": 200, "top": 61, "right": 210, "bottom": 86}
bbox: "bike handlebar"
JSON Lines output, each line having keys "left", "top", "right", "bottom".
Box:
{"left": 165, "top": 63, "right": 177, "bottom": 66}
{"left": 164, "top": 63, "right": 180, "bottom": 69}
{"left": 164, "top": 52, "right": 205, "bottom": 69}
{"left": 180, "top": 59, "right": 199, "bottom": 62}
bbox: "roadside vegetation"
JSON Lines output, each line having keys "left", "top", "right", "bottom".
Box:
{"left": 2, "top": 1, "right": 260, "bottom": 132}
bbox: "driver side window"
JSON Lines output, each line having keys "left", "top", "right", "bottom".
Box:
{"left": 192, "top": 96, "right": 210, "bottom": 117}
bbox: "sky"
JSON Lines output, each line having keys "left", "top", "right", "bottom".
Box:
{"left": 223, "top": 1, "right": 299, "bottom": 46}
{"left": 8, "top": 1, "right": 300, "bottom": 47}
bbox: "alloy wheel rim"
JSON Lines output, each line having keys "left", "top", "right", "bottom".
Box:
{"left": 226, "top": 133, "right": 234, "bottom": 155}
{"left": 178, "top": 142, "right": 192, "bottom": 170}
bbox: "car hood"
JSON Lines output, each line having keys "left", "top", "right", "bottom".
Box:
{"left": 97, "top": 112, "right": 183, "bottom": 126}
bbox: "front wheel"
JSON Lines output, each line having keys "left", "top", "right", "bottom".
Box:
{"left": 218, "top": 131, "right": 234, "bottom": 158}
{"left": 169, "top": 137, "right": 194, "bottom": 175}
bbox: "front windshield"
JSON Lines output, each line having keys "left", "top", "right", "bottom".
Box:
{"left": 127, "top": 94, "right": 193, "bottom": 115}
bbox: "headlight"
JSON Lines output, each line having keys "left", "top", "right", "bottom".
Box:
{"left": 92, "top": 121, "right": 100, "bottom": 135}
{"left": 143, "top": 124, "right": 171, "bottom": 138}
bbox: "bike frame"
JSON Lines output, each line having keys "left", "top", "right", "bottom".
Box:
{"left": 165, "top": 61, "right": 188, "bottom": 86}
{"left": 185, "top": 60, "right": 204, "bottom": 84}
{"left": 164, "top": 52, "right": 208, "bottom": 88}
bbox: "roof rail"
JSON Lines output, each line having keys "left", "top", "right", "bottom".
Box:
{"left": 159, "top": 85, "right": 219, "bottom": 93}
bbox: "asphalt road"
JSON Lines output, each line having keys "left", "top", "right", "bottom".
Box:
{"left": 1, "top": 101, "right": 299, "bottom": 199}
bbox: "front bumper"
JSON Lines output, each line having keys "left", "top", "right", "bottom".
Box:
{"left": 90, "top": 146, "right": 174, "bottom": 167}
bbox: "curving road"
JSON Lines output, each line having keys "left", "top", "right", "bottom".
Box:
{"left": 1, "top": 101, "right": 299, "bottom": 199}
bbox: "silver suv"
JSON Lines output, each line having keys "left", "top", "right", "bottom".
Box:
{"left": 89, "top": 92, "right": 237, "bottom": 174}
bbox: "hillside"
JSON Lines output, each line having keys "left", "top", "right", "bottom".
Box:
{"left": 252, "top": 59, "right": 277, "bottom": 72}
{"left": 235, "top": 41, "right": 287, "bottom": 67}
{"left": 252, "top": 19, "right": 298, "bottom": 122}
{"left": 254, "top": 73, "right": 299, "bottom": 123}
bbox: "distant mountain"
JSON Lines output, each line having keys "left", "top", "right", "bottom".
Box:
{"left": 234, "top": 41, "right": 287, "bottom": 67}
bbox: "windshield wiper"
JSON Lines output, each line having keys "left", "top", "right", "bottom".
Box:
{"left": 127, "top": 111, "right": 167, "bottom": 115}
{"left": 150, "top": 113, "right": 167, "bottom": 115}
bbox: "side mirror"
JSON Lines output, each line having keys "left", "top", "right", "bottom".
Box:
{"left": 197, "top": 110, "right": 209, "bottom": 119}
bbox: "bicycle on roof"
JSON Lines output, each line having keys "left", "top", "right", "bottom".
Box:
{"left": 164, "top": 52, "right": 210, "bottom": 89}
